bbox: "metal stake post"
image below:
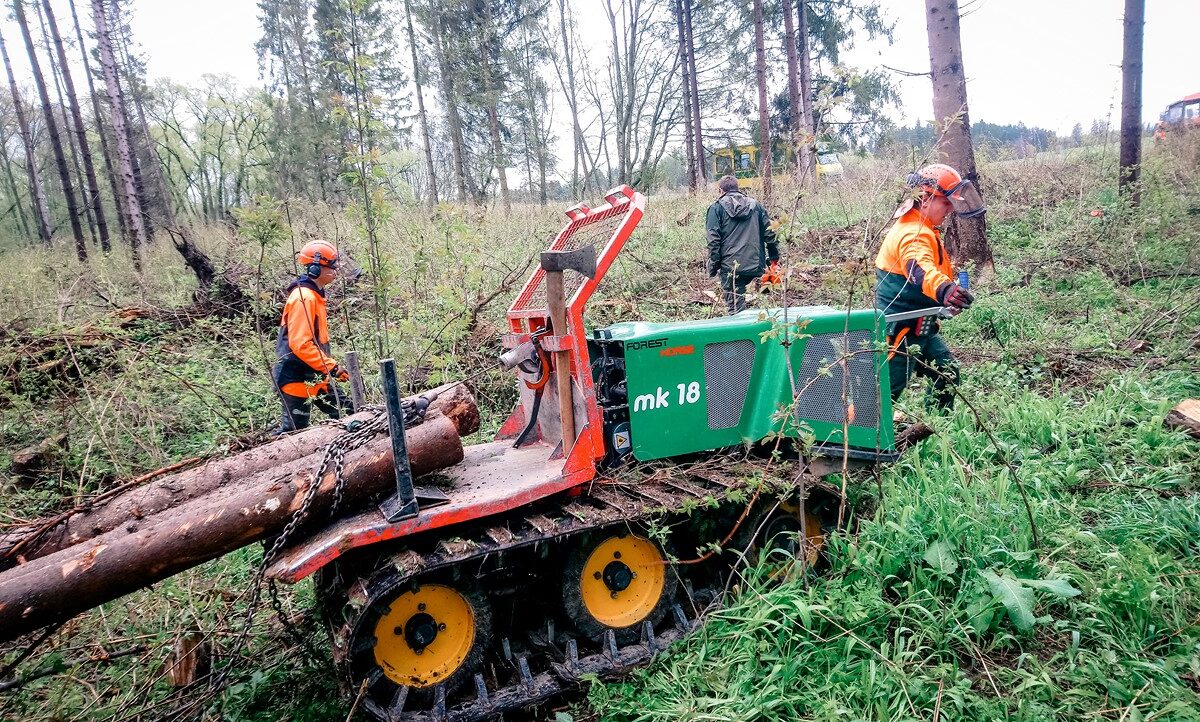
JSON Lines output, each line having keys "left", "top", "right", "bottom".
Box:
{"left": 379, "top": 358, "right": 418, "bottom": 522}
{"left": 344, "top": 350, "right": 367, "bottom": 412}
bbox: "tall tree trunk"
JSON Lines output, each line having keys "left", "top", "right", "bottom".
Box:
{"left": 403, "top": 0, "right": 438, "bottom": 208}
{"left": 925, "top": 0, "right": 992, "bottom": 273}
{"left": 782, "top": 0, "right": 800, "bottom": 184}
{"left": 604, "top": 0, "right": 629, "bottom": 183}
{"left": 115, "top": 36, "right": 155, "bottom": 240}
{"left": 36, "top": 0, "right": 96, "bottom": 248}
{"left": 557, "top": 0, "right": 586, "bottom": 197}
{"left": 0, "top": 126, "right": 31, "bottom": 238}
{"left": 481, "top": 2, "right": 510, "bottom": 215}
{"left": 674, "top": 0, "right": 696, "bottom": 191}
{"left": 91, "top": 0, "right": 147, "bottom": 270}
{"left": 1118, "top": 0, "right": 1144, "bottom": 205}
{"left": 537, "top": 137, "right": 547, "bottom": 206}
{"left": 487, "top": 105, "right": 510, "bottom": 213}
{"left": 69, "top": 0, "right": 126, "bottom": 245}
{"left": 44, "top": 0, "right": 109, "bottom": 252}
{"left": 14, "top": 0, "right": 86, "bottom": 261}
{"left": 267, "top": 3, "right": 299, "bottom": 199}
{"left": 752, "top": 0, "right": 771, "bottom": 205}
{"left": 36, "top": 0, "right": 94, "bottom": 249}
{"left": 682, "top": 0, "right": 705, "bottom": 185}
{"left": 796, "top": 0, "right": 815, "bottom": 186}
{"left": 284, "top": 2, "right": 329, "bottom": 203}
{"left": 0, "top": 28, "right": 51, "bottom": 243}
{"left": 521, "top": 125, "right": 533, "bottom": 199}
{"left": 430, "top": 15, "right": 468, "bottom": 203}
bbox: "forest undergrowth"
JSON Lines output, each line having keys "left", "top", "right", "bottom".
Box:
{"left": 0, "top": 137, "right": 1197, "bottom": 721}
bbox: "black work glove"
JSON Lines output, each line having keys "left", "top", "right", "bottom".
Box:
{"left": 706, "top": 258, "right": 720, "bottom": 277}
{"left": 329, "top": 364, "right": 350, "bottom": 382}
{"left": 936, "top": 282, "right": 975, "bottom": 316}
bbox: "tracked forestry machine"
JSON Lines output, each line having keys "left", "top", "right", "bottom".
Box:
{"left": 0, "top": 185, "right": 923, "bottom": 721}
{"left": 262, "top": 185, "right": 906, "bottom": 721}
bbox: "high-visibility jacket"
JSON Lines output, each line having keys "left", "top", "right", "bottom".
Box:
{"left": 273, "top": 278, "right": 338, "bottom": 398}
{"left": 874, "top": 207, "right": 955, "bottom": 314}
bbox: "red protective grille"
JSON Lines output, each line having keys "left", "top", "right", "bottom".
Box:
{"left": 508, "top": 202, "right": 631, "bottom": 316}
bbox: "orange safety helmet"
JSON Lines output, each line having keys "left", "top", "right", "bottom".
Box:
{"left": 907, "top": 163, "right": 986, "bottom": 218}
{"left": 297, "top": 240, "right": 340, "bottom": 277}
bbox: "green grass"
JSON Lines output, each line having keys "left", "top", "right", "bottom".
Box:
{"left": 586, "top": 139, "right": 1200, "bottom": 721}
{"left": 591, "top": 368, "right": 1200, "bottom": 721}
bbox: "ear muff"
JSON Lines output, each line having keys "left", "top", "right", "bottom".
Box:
{"left": 306, "top": 263, "right": 323, "bottom": 278}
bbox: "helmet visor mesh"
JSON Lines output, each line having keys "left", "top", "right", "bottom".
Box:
{"left": 947, "top": 181, "right": 986, "bottom": 218}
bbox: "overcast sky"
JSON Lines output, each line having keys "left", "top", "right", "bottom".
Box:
{"left": 4, "top": 0, "right": 1196, "bottom": 139}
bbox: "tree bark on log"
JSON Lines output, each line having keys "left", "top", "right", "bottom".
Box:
{"left": 1164, "top": 399, "right": 1200, "bottom": 440}
{"left": 0, "top": 384, "right": 478, "bottom": 566}
{"left": 0, "top": 414, "right": 465, "bottom": 641}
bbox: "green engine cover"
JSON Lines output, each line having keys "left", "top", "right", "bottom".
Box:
{"left": 599, "top": 306, "right": 895, "bottom": 461}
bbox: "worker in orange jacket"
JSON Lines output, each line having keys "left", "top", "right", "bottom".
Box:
{"left": 273, "top": 240, "right": 351, "bottom": 432}
{"left": 875, "top": 163, "right": 984, "bottom": 409}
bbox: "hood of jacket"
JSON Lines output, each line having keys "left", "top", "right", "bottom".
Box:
{"left": 718, "top": 191, "right": 756, "bottom": 219}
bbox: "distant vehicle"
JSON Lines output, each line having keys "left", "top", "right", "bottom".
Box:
{"left": 815, "top": 148, "right": 844, "bottom": 179}
{"left": 712, "top": 143, "right": 762, "bottom": 192}
{"left": 711, "top": 143, "right": 843, "bottom": 193}
{"left": 1155, "top": 92, "right": 1200, "bottom": 140}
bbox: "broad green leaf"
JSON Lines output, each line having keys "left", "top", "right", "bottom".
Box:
{"left": 923, "top": 540, "right": 959, "bottom": 575}
{"left": 1022, "top": 577, "right": 1081, "bottom": 598}
{"left": 963, "top": 594, "right": 996, "bottom": 635}
{"left": 981, "top": 568, "right": 1036, "bottom": 631}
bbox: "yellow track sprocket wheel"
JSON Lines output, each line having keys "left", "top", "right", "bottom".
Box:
{"left": 344, "top": 579, "right": 492, "bottom": 708}
{"left": 371, "top": 583, "right": 484, "bottom": 689}
{"left": 762, "top": 501, "right": 826, "bottom": 569}
{"left": 562, "top": 532, "right": 677, "bottom": 643}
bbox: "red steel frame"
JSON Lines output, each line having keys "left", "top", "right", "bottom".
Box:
{"left": 268, "top": 186, "right": 646, "bottom": 583}
{"left": 499, "top": 184, "right": 645, "bottom": 483}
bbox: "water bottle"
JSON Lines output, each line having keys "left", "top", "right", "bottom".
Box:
{"left": 957, "top": 269, "right": 970, "bottom": 290}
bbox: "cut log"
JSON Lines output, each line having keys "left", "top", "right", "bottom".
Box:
{"left": 10, "top": 433, "right": 68, "bottom": 486}
{"left": 1165, "top": 399, "right": 1200, "bottom": 440}
{"left": 164, "top": 632, "right": 209, "bottom": 687}
{"left": 0, "top": 383, "right": 478, "bottom": 565}
{"left": 0, "top": 413, "right": 465, "bottom": 641}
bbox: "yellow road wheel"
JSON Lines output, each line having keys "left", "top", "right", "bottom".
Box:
{"left": 763, "top": 501, "right": 826, "bottom": 569}
{"left": 563, "top": 532, "right": 676, "bottom": 642}
{"left": 368, "top": 583, "right": 488, "bottom": 690}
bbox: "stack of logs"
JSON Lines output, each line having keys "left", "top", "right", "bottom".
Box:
{"left": 0, "top": 384, "right": 479, "bottom": 644}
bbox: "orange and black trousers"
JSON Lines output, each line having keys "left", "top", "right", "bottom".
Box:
{"left": 878, "top": 270, "right": 959, "bottom": 409}
{"left": 272, "top": 364, "right": 350, "bottom": 432}
{"left": 887, "top": 329, "right": 958, "bottom": 410}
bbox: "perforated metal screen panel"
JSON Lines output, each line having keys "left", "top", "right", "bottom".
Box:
{"left": 704, "top": 339, "right": 756, "bottom": 429}
{"left": 509, "top": 205, "right": 626, "bottom": 314}
{"left": 794, "top": 330, "right": 880, "bottom": 429}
